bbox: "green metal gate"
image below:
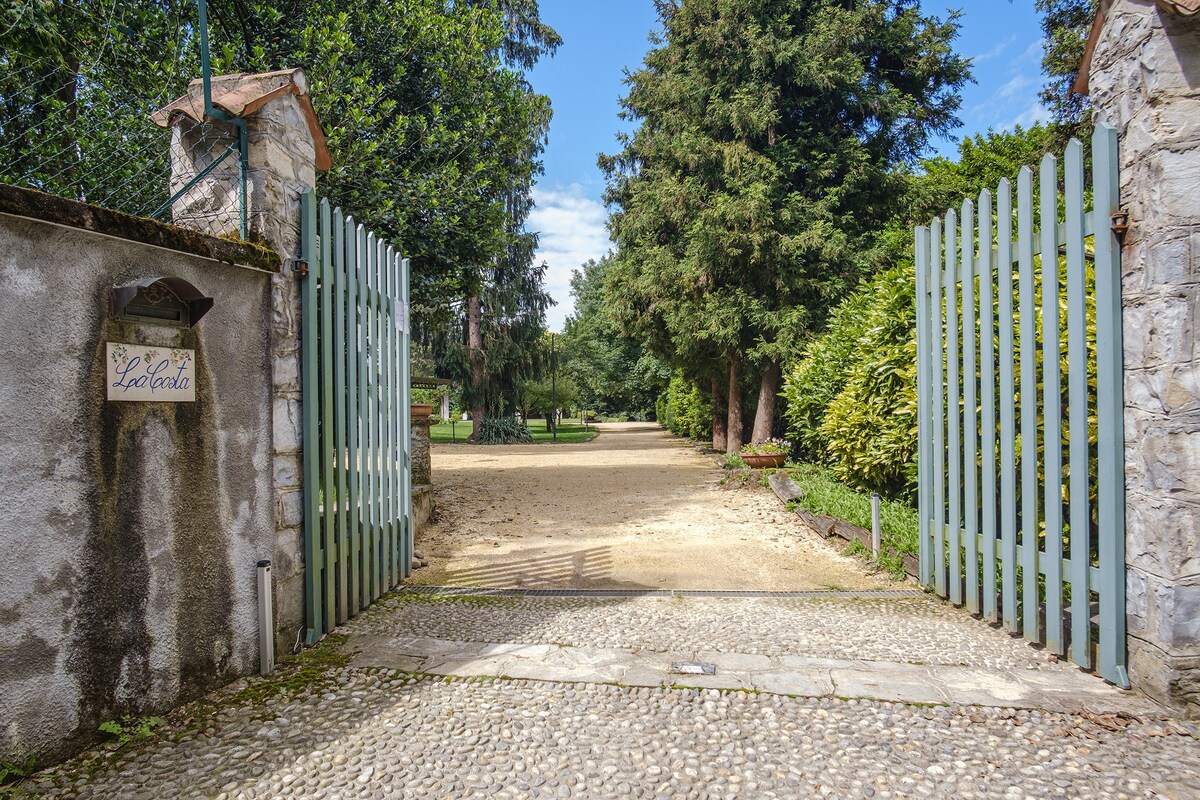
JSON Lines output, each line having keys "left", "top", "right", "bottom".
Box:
{"left": 914, "top": 124, "right": 1128, "bottom": 687}
{"left": 300, "top": 189, "right": 412, "bottom": 644}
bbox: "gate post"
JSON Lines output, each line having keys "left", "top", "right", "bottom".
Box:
{"left": 1085, "top": 1, "right": 1200, "bottom": 713}
{"left": 159, "top": 69, "right": 330, "bottom": 654}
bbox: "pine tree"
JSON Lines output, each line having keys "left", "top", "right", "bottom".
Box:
{"left": 602, "top": 0, "right": 969, "bottom": 450}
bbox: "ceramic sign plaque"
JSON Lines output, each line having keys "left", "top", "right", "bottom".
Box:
{"left": 106, "top": 342, "right": 196, "bottom": 402}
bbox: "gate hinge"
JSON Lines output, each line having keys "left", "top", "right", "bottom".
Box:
{"left": 293, "top": 259, "right": 309, "bottom": 277}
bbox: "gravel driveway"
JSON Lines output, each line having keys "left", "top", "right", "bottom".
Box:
{"left": 413, "top": 422, "right": 888, "bottom": 591}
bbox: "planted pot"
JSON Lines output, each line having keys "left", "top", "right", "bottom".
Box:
{"left": 410, "top": 403, "right": 435, "bottom": 420}
{"left": 741, "top": 452, "right": 787, "bottom": 468}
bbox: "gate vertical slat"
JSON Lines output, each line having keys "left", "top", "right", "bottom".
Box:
{"left": 378, "top": 240, "right": 392, "bottom": 591}
{"left": 997, "top": 178, "right": 1018, "bottom": 631}
{"left": 1041, "top": 153, "right": 1065, "bottom": 655}
{"left": 979, "top": 189, "right": 999, "bottom": 623}
{"left": 374, "top": 237, "right": 387, "bottom": 595}
{"left": 931, "top": 217, "right": 946, "bottom": 596}
{"left": 365, "top": 232, "right": 380, "bottom": 601}
{"left": 301, "top": 190, "right": 323, "bottom": 644}
{"left": 388, "top": 249, "right": 401, "bottom": 582}
{"left": 385, "top": 242, "right": 398, "bottom": 589}
{"left": 1066, "top": 146, "right": 1092, "bottom": 668}
{"left": 345, "top": 215, "right": 362, "bottom": 616}
{"left": 357, "top": 226, "right": 372, "bottom": 605}
{"left": 1017, "top": 166, "right": 1040, "bottom": 639}
{"left": 319, "top": 199, "right": 338, "bottom": 633}
{"left": 369, "top": 237, "right": 384, "bottom": 599}
{"left": 318, "top": 199, "right": 337, "bottom": 633}
{"left": 915, "top": 227, "right": 932, "bottom": 587}
{"left": 1093, "top": 124, "right": 1128, "bottom": 688}
{"left": 962, "top": 200, "right": 979, "bottom": 613}
{"left": 945, "top": 210, "right": 961, "bottom": 605}
{"left": 330, "top": 203, "right": 350, "bottom": 625}
{"left": 400, "top": 257, "right": 413, "bottom": 577}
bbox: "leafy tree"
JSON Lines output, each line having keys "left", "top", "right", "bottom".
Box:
{"left": 1035, "top": 0, "right": 1097, "bottom": 135}
{"left": 561, "top": 257, "right": 668, "bottom": 416}
{"left": 602, "top": 0, "right": 969, "bottom": 453}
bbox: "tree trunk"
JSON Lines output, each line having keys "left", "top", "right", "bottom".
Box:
{"left": 711, "top": 375, "right": 727, "bottom": 452}
{"left": 726, "top": 355, "right": 744, "bottom": 454}
{"left": 751, "top": 361, "right": 780, "bottom": 444}
{"left": 466, "top": 295, "right": 485, "bottom": 441}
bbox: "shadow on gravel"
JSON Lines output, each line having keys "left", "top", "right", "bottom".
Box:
{"left": 438, "top": 545, "right": 646, "bottom": 588}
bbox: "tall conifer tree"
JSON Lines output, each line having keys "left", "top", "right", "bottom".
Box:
{"left": 602, "top": 0, "right": 968, "bottom": 449}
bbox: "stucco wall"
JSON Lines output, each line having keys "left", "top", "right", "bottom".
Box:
{"left": 1089, "top": 0, "right": 1200, "bottom": 712}
{"left": 0, "top": 211, "right": 276, "bottom": 762}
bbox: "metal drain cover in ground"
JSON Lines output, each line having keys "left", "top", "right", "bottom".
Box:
{"left": 670, "top": 662, "right": 716, "bottom": 675}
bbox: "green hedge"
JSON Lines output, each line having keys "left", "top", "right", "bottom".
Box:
{"left": 783, "top": 265, "right": 917, "bottom": 499}
{"left": 656, "top": 372, "right": 712, "bottom": 441}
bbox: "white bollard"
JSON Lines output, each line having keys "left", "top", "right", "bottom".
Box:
{"left": 257, "top": 560, "right": 275, "bottom": 675}
{"left": 870, "top": 493, "right": 882, "bottom": 560}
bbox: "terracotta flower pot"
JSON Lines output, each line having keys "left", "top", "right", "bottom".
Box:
{"left": 410, "top": 403, "right": 434, "bottom": 420}
{"left": 741, "top": 452, "right": 787, "bottom": 469}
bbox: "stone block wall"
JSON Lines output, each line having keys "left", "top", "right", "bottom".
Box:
{"left": 167, "top": 88, "right": 317, "bottom": 653}
{"left": 1089, "top": 0, "right": 1200, "bottom": 713}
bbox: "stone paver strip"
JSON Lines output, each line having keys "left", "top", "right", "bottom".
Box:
{"left": 347, "top": 634, "right": 1161, "bottom": 716}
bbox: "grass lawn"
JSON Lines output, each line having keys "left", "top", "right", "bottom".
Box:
{"left": 429, "top": 418, "right": 599, "bottom": 444}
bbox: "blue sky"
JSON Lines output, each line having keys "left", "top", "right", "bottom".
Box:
{"left": 527, "top": 1, "right": 1052, "bottom": 331}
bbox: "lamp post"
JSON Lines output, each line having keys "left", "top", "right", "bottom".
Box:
{"left": 550, "top": 332, "right": 557, "bottom": 442}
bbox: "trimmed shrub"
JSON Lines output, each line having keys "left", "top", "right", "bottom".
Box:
{"left": 656, "top": 372, "right": 712, "bottom": 441}
{"left": 475, "top": 416, "right": 534, "bottom": 444}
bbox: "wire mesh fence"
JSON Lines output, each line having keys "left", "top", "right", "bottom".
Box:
{"left": 0, "top": 5, "right": 243, "bottom": 235}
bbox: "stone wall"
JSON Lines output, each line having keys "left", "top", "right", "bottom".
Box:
{"left": 0, "top": 196, "right": 277, "bottom": 762}
{"left": 166, "top": 89, "right": 317, "bottom": 653}
{"left": 1088, "top": 0, "right": 1200, "bottom": 713}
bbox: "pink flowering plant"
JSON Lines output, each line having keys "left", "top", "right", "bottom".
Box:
{"left": 740, "top": 437, "right": 792, "bottom": 456}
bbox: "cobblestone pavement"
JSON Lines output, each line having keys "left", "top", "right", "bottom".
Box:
{"left": 343, "top": 592, "right": 1076, "bottom": 670}
{"left": 19, "top": 592, "right": 1200, "bottom": 799}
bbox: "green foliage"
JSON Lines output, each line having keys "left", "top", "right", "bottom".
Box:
{"left": 474, "top": 416, "right": 534, "bottom": 444}
{"left": 741, "top": 438, "right": 790, "bottom": 455}
{"left": 602, "top": 0, "right": 970, "bottom": 399}
{"left": 785, "top": 124, "right": 1057, "bottom": 499}
{"left": 722, "top": 452, "right": 747, "bottom": 469}
{"left": 0, "top": 754, "right": 36, "bottom": 789}
{"left": 656, "top": 373, "right": 712, "bottom": 441}
{"left": 97, "top": 716, "right": 163, "bottom": 749}
{"left": 562, "top": 257, "right": 668, "bottom": 416}
{"left": 788, "top": 462, "right": 918, "bottom": 576}
{"left": 429, "top": 418, "right": 596, "bottom": 444}
{"left": 820, "top": 266, "right": 918, "bottom": 498}
{"left": 781, "top": 289, "right": 873, "bottom": 461}
{"left": 1035, "top": 0, "right": 1097, "bottom": 134}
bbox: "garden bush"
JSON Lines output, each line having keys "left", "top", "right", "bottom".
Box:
{"left": 656, "top": 372, "right": 712, "bottom": 441}
{"left": 475, "top": 416, "right": 534, "bottom": 444}
{"left": 783, "top": 266, "right": 917, "bottom": 498}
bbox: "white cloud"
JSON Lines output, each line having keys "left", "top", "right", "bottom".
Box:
{"left": 1007, "top": 99, "right": 1052, "bottom": 130}
{"left": 972, "top": 35, "right": 1015, "bottom": 64}
{"left": 528, "top": 184, "right": 612, "bottom": 332}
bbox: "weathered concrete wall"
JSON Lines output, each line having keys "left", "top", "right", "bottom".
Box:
{"left": 0, "top": 209, "right": 276, "bottom": 762}
{"left": 1088, "top": 0, "right": 1200, "bottom": 713}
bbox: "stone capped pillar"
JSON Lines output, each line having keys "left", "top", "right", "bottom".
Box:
{"left": 153, "top": 68, "right": 331, "bottom": 653}
{"left": 1086, "top": 0, "right": 1200, "bottom": 714}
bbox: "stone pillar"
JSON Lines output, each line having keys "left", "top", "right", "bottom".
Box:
{"left": 1088, "top": 0, "right": 1200, "bottom": 714}
{"left": 157, "top": 69, "right": 329, "bottom": 653}
{"left": 411, "top": 406, "right": 434, "bottom": 487}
